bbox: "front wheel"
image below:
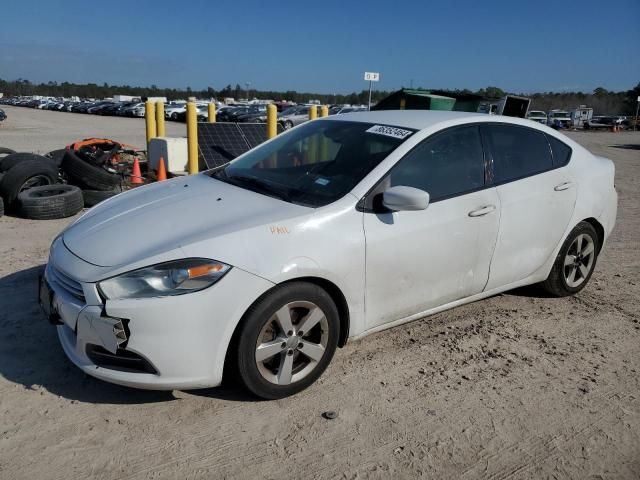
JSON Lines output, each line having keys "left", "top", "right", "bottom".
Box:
{"left": 234, "top": 282, "right": 339, "bottom": 399}
{"left": 541, "top": 222, "right": 599, "bottom": 296}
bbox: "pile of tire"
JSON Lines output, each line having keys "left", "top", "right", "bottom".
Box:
{"left": 60, "top": 144, "right": 124, "bottom": 207}
{"left": 0, "top": 147, "right": 84, "bottom": 220}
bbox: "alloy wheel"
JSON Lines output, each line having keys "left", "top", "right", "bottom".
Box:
{"left": 255, "top": 301, "right": 328, "bottom": 385}
{"left": 564, "top": 233, "right": 595, "bottom": 288}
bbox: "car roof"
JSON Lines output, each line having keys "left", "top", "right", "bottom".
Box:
{"left": 326, "top": 110, "right": 489, "bottom": 130}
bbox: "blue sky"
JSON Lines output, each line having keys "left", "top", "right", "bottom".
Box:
{"left": 1, "top": 0, "right": 638, "bottom": 94}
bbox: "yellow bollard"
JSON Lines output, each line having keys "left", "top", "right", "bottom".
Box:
{"left": 145, "top": 101, "right": 157, "bottom": 149}
{"left": 266, "top": 104, "right": 277, "bottom": 139}
{"left": 208, "top": 103, "right": 216, "bottom": 123}
{"left": 308, "top": 105, "right": 317, "bottom": 120}
{"left": 399, "top": 98, "right": 406, "bottom": 110}
{"left": 320, "top": 105, "right": 329, "bottom": 117}
{"left": 156, "top": 101, "right": 166, "bottom": 137}
{"left": 308, "top": 106, "right": 318, "bottom": 162}
{"left": 186, "top": 102, "right": 198, "bottom": 174}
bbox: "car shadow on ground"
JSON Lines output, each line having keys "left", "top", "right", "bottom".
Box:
{"left": 610, "top": 144, "right": 640, "bottom": 150}
{"left": 0, "top": 265, "right": 255, "bottom": 404}
{"left": 504, "top": 284, "right": 556, "bottom": 298}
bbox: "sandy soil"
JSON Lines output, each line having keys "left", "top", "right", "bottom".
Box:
{"left": 0, "top": 107, "right": 639, "bottom": 479}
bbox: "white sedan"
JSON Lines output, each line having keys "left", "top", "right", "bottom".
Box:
{"left": 40, "top": 111, "right": 617, "bottom": 399}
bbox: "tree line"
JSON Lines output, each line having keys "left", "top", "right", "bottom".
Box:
{"left": 1, "top": 78, "right": 638, "bottom": 115}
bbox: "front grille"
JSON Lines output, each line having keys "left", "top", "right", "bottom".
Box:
{"left": 47, "top": 263, "right": 85, "bottom": 302}
{"left": 86, "top": 344, "right": 158, "bottom": 374}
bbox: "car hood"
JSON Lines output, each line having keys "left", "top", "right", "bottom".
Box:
{"left": 63, "top": 174, "right": 310, "bottom": 268}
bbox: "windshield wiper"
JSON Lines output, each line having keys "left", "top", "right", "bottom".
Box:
{"left": 226, "top": 174, "right": 292, "bottom": 202}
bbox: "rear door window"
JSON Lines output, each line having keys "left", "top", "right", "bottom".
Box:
{"left": 484, "top": 124, "right": 553, "bottom": 183}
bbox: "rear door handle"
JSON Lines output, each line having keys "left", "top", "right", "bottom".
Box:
{"left": 468, "top": 205, "right": 496, "bottom": 217}
{"left": 554, "top": 181, "right": 573, "bottom": 191}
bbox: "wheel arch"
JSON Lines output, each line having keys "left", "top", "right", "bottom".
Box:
{"left": 582, "top": 217, "right": 605, "bottom": 254}
{"left": 222, "top": 276, "right": 351, "bottom": 383}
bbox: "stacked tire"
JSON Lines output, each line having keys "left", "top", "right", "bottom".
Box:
{"left": 61, "top": 149, "right": 123, "bottom": 207}
{"left": 0, "top": 150, "right": 84, "bottom": 220}
{"left": 18, "top": 185, "right": 84, "bottom": 220}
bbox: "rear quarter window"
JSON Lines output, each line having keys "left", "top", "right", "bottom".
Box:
{"left": 546, "top": 134, "right": 572, "bottom": 167}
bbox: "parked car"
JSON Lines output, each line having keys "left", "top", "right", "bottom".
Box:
{"left": 87, "top": 101, "right": 114, "bottom": 114}
{"left": 41, "top": 111, "right": 617, "bottom": 399}
{"left": 526, "top": 110, "right": 547, "bottom": 124}
{"left": 124, "top": 102, "right": 145, "bottom": 117}
{"left": 216, "top": 106, "right": 262, "bottom": 122}
{"left": 278, "top": 105, "right": 312, "bottom": 129}
{"left": 329, "top": 106, "right": 367, "bottom": 115}
{"left": 165, "top": 103, "right": 187, "bottom": 120}
{"left": 236, "top": 106, "right": 269, "bottom": 123}
{"left": 583, "top": 115, "right": 623, "bottom": 130}
{"left": 0, "top": 109, "right": 6, "bottom": 121}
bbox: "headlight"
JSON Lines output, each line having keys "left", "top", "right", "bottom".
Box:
{"left": 98, "top": 258, "right": 231, "bottom": 300}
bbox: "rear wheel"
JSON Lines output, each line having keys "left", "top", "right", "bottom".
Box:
{"left": 541, "top": 222, "right": 599, "bottom": 296}
{"left": 234, "top": 282, "right": 339, "bottom": 399}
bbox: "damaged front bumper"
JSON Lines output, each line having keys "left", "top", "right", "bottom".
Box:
{"left": 42, "top": 237, "right": 275, "bottom": 390}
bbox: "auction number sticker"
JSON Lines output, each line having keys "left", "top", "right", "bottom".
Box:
{"left": 366, "top": 125, "right": 413, "bottom": 139}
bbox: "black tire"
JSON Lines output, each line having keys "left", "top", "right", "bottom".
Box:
{"left": 0, "top": 147, "right": 16, "bottom": 156}
{"left": 233, "top": 282, "right": 340, "bottom": 399}
{"left": 46, "top": 149, "right": 67, "bottom": 167}
{"left": 0, "top": 160, "right": 59, "bottom": 209}
{"left": 0, "top": 152, "right": 56, "bottom": 172}
{"left": 541, "top": 221, "right": 600, "bottom": 297}
{"left": 61, "top": 149, "right": 121, "bottom": 190}
{"left": 82, "top": 186, "right": 123, "bottom": 207}
{"left": 18, "top": 185, "right": 83, "bottom": 220}
{"left": 284, "top": 120, "right": 294, "bottom": 130}
{"left": 0, "top": 196, "right": 4, "bottom": 217}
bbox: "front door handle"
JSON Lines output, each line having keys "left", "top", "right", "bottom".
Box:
{"left": 554, "top": 181, "right": 573, "bottom": 191}
{"left": 468, "top": 205, "right": 496, "bottom": 217}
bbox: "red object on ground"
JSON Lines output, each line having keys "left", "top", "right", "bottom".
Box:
{"left": 131, "top": 157, "right": 143, "bottom": 184}
{"left": 157, "top": 157, "right": 167, "bottom": 182}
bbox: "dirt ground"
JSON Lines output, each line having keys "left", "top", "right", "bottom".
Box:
{"left": 0, "top": 107, "right": 639, "bottom": 479}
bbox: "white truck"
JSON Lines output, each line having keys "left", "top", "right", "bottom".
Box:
{"left": 547, "top": 109, "right": 572, "bottom": 129}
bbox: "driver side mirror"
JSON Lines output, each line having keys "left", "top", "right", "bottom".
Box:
{"left": 382, "top": 186, "right": 430, "bottom": 211}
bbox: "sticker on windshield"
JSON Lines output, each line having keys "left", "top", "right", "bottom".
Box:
{"left": 366, "top": 125, "right": 412, "bottom": 139}
{"left": 315, "top": 177, "right": 330, "bottom": 186}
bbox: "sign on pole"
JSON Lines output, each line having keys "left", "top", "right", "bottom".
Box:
{"left": 364, "top": 72, "right": 380, "bottom": 110}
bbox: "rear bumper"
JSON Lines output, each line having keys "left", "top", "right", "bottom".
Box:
{"left": 598, "top": 187, "right": 618, "bottom": 250}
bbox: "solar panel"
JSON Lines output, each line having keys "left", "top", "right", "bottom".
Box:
{"left": 238, "top": 123, "right": 283, "bottom": 149}
{"left": 198, "top": 122, "right": 285, "bottom": 169}
{"left": 198, "top": 123, "right": 249, "bottom": 169}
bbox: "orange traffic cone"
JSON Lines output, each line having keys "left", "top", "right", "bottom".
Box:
{"left": 157, "top": 156, "right": 167, "bottom": 182}
{"left": 131, "top": 157, "right": 143, "bottom": 184}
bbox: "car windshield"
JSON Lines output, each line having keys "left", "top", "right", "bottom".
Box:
{"left": 209, "top": 120, "right": 415, "bottom": 208}
{"left": 550, "top": 112, "right": 568, "bottom": 117}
